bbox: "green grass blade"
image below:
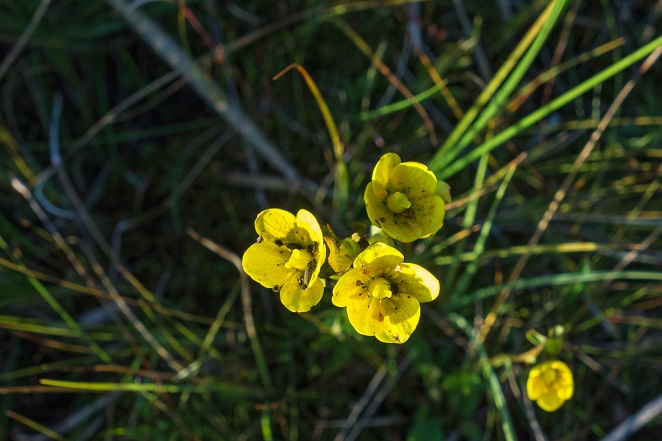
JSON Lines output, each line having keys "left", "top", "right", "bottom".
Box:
{"left": 428, "top": 0, "right": 562, "bottom": 170}
{"left": 447, "top": 313, "right": 516, "bottom": 441}
{"left": 451, "top": 270, "right": 662, "bottom": 307}
{"left": 444, "top": 153, "right": 490, "bottom": 292}
{"left": 453, "top": 162, "right": 519, "bottom": 297}
{"left": 0, "top": 238, "right": 113, "bottom": 364}
{"left": 434, "top": 241, "right": 618, "bottom": 265}
{"left": 39, "top": 379, "right": 264, "bottom": 397}
{"left": 438, "top": 34, "right": 662, "bottom": 180}
{"left": 358, "top": 82, "right": 445, "bottom": 121}
{"left": 6, "top": 410, "right": 68, "bottom": 441}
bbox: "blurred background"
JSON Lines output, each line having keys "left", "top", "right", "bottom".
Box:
{"left": 1, "top": 1, "right": 661, "bottom": 440}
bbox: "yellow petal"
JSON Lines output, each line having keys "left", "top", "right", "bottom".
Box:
{"left": 374, "top": 295, "right": 421, "bottom": 343}
{"left": 353, "top": 242, "right": 403, "bottom": 272}
{"left": 364, "top": 182, "right": 391, "bottom": 229}
{"left": 526, "top": 374, "right": 544, "bottom": 400}
{"left": 551, "top": 361, "right": 574, "bottom": 399}
{"left": 255, "top": 209, "right": 298, "bottom": 243}
{"left": 537, "top": 392, "right": 564, "bottom": 412}
{"left": 392, "top": 263, "right": 440, "bottom": 303}
{"left": 279, "top": 278, "right": 324, "bottom": 312}
{"left": 242, "top": 242, "right": 293, "bottom": 289}
{"left": 296, "top": 209, "right": 323, "bottom": 245}
{"left": 557, "top": 383, "right": 574, "bottom": 400}
{"left": 345, "top": 294, "right": 420, "bottom": 343}
{"left": 436, "top": 180, "right": 452, "bottom": 204}
{"left": 372, "top": 153, "right": 401, "bottom": 198}
{"left": 345, "top": 293, "right": 377, "bottom": 336}
{"left": 296, "top": 209, "right": 326, "bottom": 285}
{"left": 411, "top": 195, "right": 445, "bottom": 238}
{"left": 389, "top": 162, "right": 437, "bottom": 197}
{"left": 332, "top": 268, "right": 369, "bottom": 307}
{"left": 379, "top": 214, "right": 422, "bottom": 243}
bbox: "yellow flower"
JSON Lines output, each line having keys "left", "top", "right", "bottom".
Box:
{"left": 332, "top": 242, "right": 440, "bottom": 343}
{"left": 527, "top": 360, "right": 574, "bottom": 412}
{"left": 364, "top": 153, "right": 447, "bottom": 242}
{"left": 242, "top": 208, "right": 326, "bottom": 312}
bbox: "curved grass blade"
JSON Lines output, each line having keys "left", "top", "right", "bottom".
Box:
{"left": 274, "top": 63, "right": 348, "bottom": 210}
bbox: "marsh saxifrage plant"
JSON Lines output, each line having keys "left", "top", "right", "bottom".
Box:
{"left": 241, "top": 151, "right": 576, "bottom": 410}
{"left": 242, "top": 153, "right": 448, "bottom": 343}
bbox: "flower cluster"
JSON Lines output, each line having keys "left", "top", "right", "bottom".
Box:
{"left": 242, "top": 153, "right": 449, "bottom": 343}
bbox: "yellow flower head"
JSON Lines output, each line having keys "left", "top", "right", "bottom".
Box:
{"left": 332, "top": 242, "right": 440, "bottom": 343}
{"left": 364, "top": 153, "right": 447, "bottom": 243}
{"left": 242, "top": 208, "right": 326, "bottom": 312}
{"left": 527, "top": 360, "right": 574, "bottom": 412}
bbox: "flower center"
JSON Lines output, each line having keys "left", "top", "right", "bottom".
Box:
{"left": 386, "top": 191, "right": 411, "bottom": 214}
{"left": 284, "top": 249, "right": 313, "bottom": 271}
{"left": 368, "top": 277, "right": 393, "bottom": 300}
{"left": 543, "top": 369, "right": 557, "bottom": 384}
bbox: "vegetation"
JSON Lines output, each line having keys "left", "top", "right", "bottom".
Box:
{"left": 1, "top": 0, "right": 661, "bottom": 439}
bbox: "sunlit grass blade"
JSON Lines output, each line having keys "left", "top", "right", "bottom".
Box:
{"left": 39, "top": 379, "right": 265, "bottom": 397}
{"left": 453, "top": 161, "right": 519, "bottom": 297}
{"left": 507, "top": 37, "right": 626, "bottom": 113}
{"left": 417, "top": 49, "right": 464, "bottom": 121}
{"left": 430, "top": 0, "right": 569, "bottom": 174}
{"left": 0, "top": 315, "right": 116, "bottom": 340}
{"left": 451, "top": 270, "right": 662, "bottom": 307}
{"left": 0, "top": 237, "right": 113, "bottom": 364}
{"left": 0, "top": 125, "right": 35, "bottom": 180}
{"left": 0, "top": 356, "right": 97, "bottom": 383}
{"left": 358, "top": 82, "right": 446, "bottom": 121}
{"left": 437, "top": 34, "right": 662, "bottom": 180}
{"left": 6, "top": 410, "right": 68, "bottom": 441}
{"left": 447, "top": 313, "right": 516, "bottom": 441}
{"left": 444, "top": 152, "right": 490, "bottom": 292}
{"left": 428, "top": 0, "right": 562, "bottom": 169}
{"left": 434, "top": 241, "right": 622, "bottom": 265}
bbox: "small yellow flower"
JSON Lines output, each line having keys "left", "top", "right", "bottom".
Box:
{"left": 364, "top": 153, "right": 447, "bottom": 242}
{"left": 332, "top": 242, "right": 440, "bottom": 343}
{"left": 242, "top": 208, "right": 326, "bottom": 312}
{"left": 527, "top": 360, "right": 574, "bottom": 412}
